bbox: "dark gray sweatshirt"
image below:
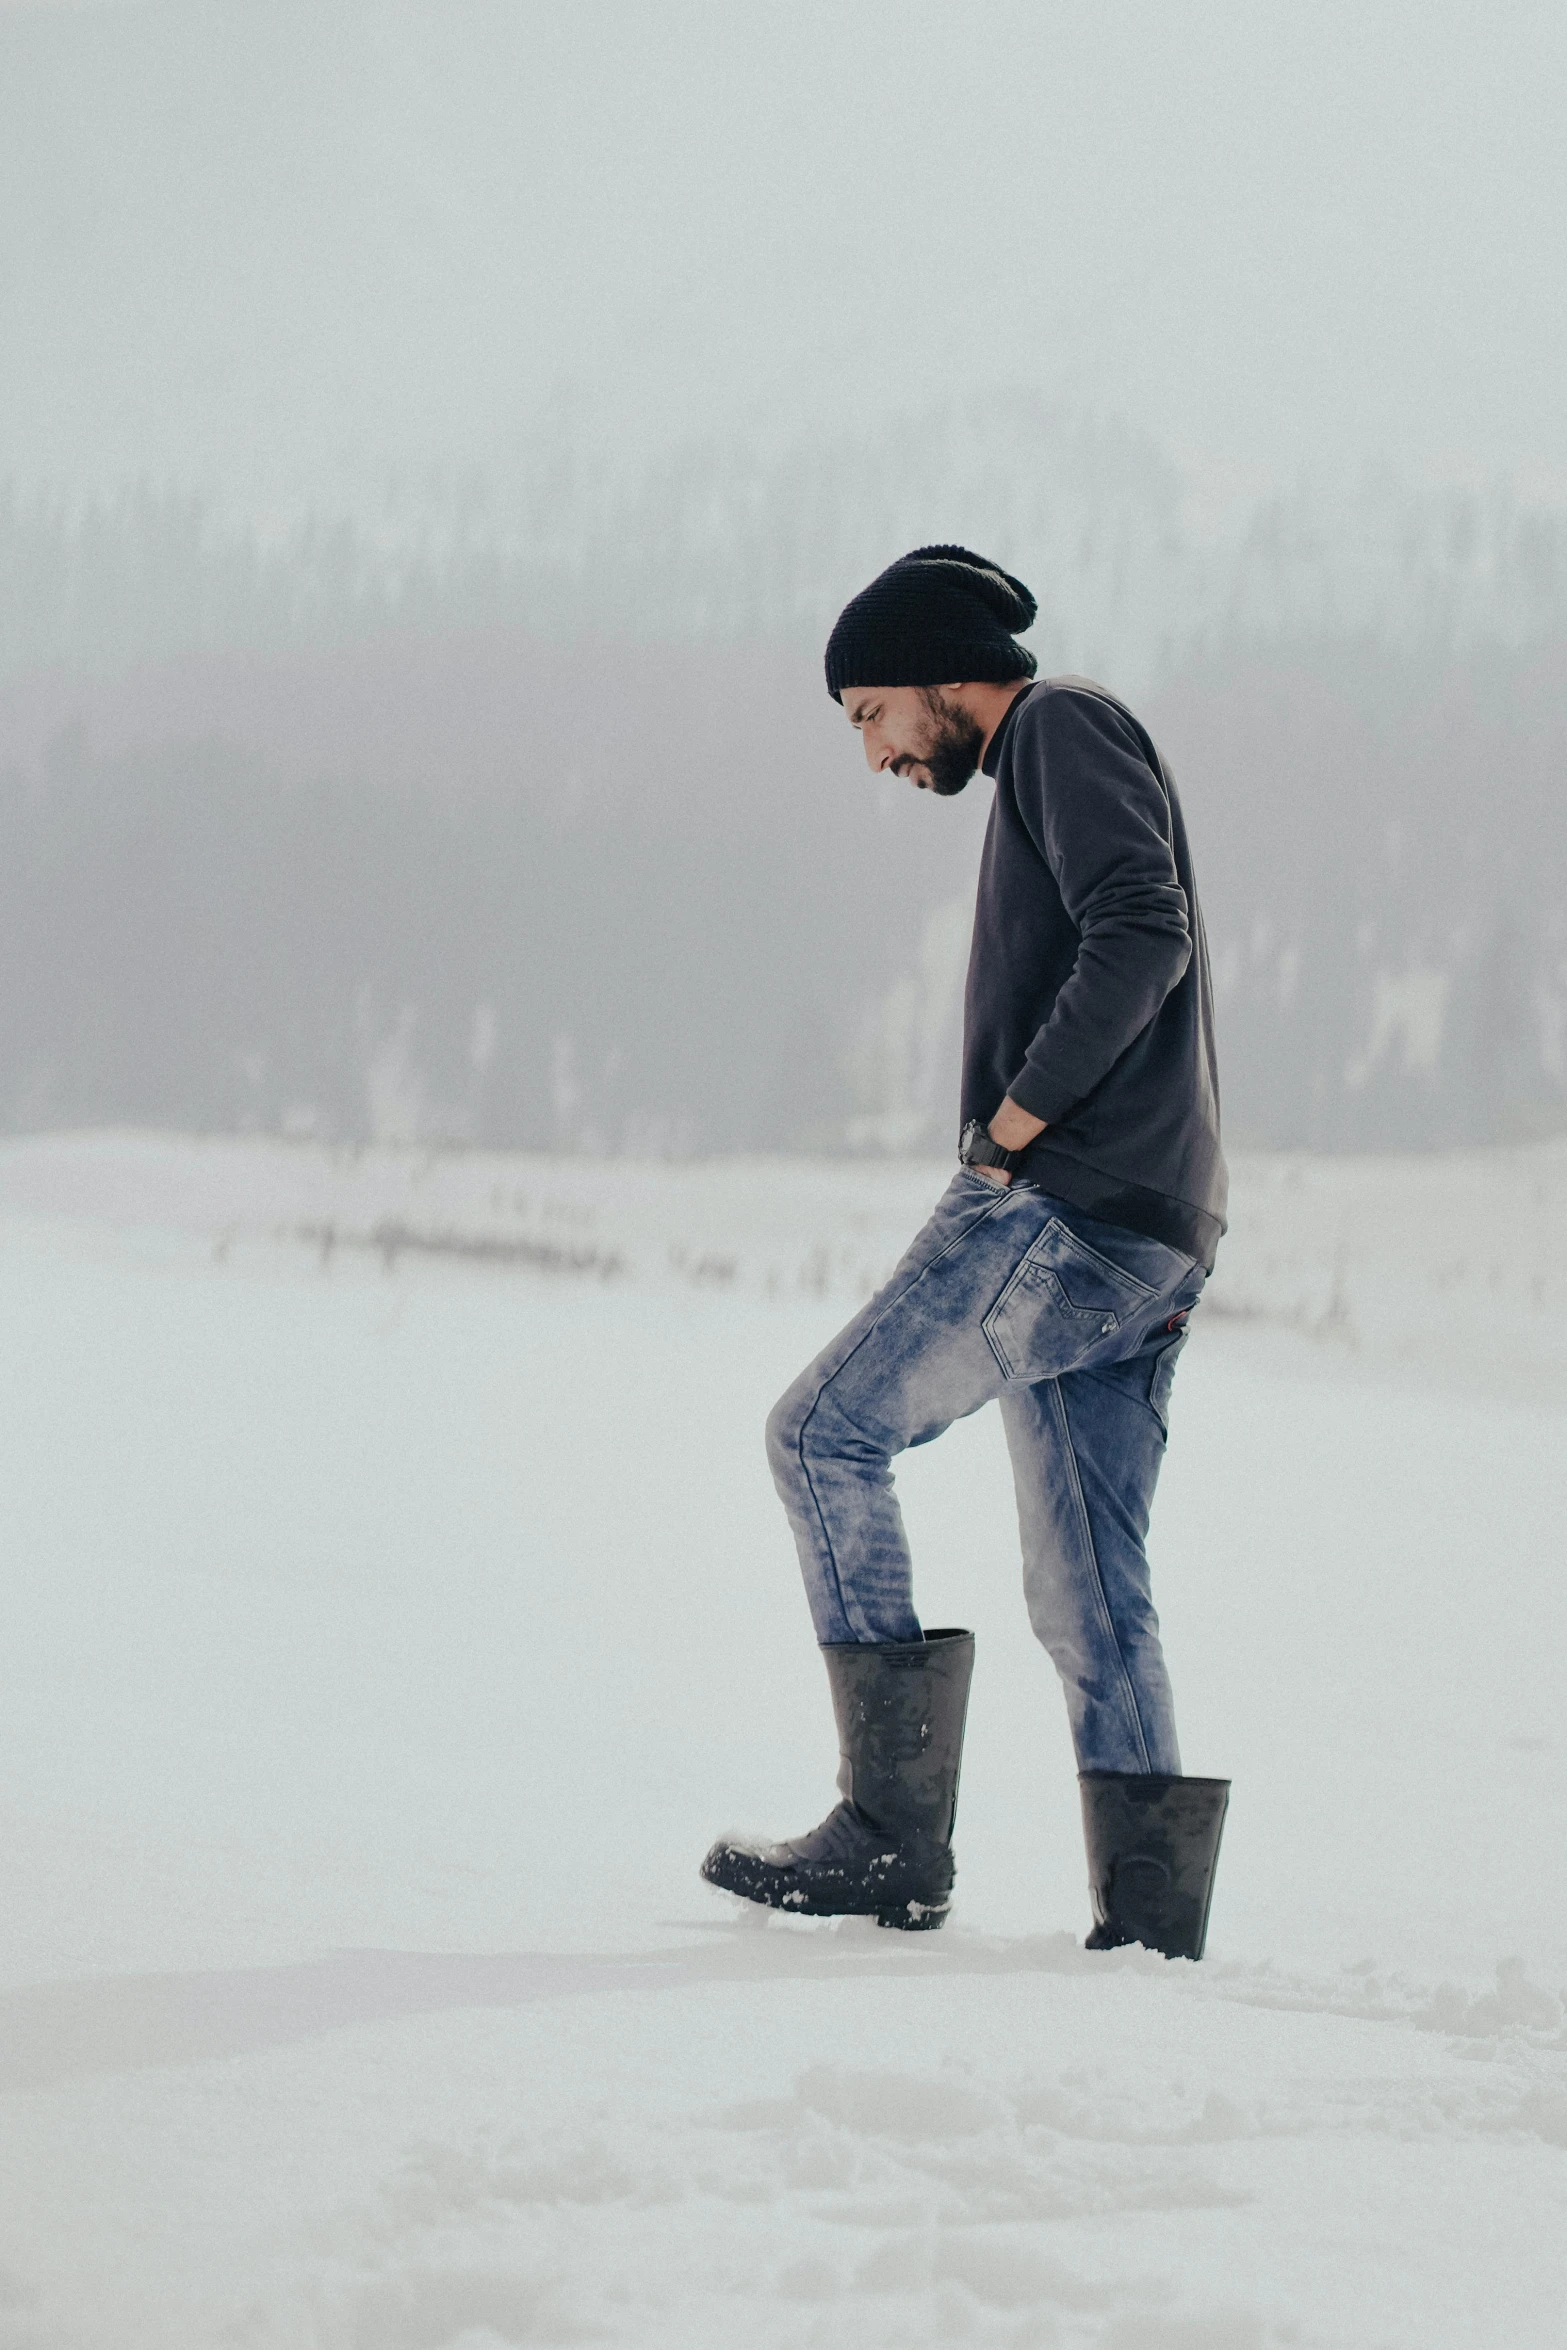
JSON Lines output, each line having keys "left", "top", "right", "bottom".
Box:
{"left": 961, "top": 676, "right": 1227, "bottom": 1269}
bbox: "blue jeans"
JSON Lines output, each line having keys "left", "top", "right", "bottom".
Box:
{"left": 766, "top": 1171, "right": 1205, "bottom": 1776}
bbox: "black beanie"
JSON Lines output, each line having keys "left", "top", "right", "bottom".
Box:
{"left": 824, "top": 543, "right": 1038, "bottom": 703}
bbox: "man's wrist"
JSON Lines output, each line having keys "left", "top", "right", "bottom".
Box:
{"left": 987, "top": 1094, "right": 1047, "bottom": 1152}
{"left": 959, "top": 1118, "right": 1023, "bottom": 1173}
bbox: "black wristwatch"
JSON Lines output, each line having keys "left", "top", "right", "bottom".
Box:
{"left": 959, "top": 1117, "right": 1024, "bottom": 1174}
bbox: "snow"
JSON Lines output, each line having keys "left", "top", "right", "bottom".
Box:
{"left": 1, "top": 1134, "right": 1565, "bottom": 2348}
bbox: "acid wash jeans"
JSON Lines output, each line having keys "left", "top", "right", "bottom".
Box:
{"left": 766, "top": 1170, "right": 1206, "bottom": 1777}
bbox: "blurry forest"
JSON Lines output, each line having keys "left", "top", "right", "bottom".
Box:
{"left": 3, "top": 395, "right": 1565, "bottom": 1158}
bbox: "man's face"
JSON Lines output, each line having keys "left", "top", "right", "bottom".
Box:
{"left": 841, "top": 684, "right": 984, "bottom": 797}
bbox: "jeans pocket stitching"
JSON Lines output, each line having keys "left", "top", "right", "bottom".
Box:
{"left": 1001, "top": 1216, "right": 1161, "bottom": 1315}
{"left": 982, "top": 1220, "right": 1138, "bottom": 1382}
{"left": 1041, "top": 1222, "right": 1162, "bottom": 1308}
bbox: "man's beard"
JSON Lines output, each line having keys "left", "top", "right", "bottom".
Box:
{"left": 909, "top": 689, "right": 985, "bottom": 796}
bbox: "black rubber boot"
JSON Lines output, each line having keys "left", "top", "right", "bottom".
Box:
{"left": 1079, "top": 1771, "right": 1230, "bottom": 1960}
{"left": 701, "top": 1628, "right": 975, "bottom": 1931}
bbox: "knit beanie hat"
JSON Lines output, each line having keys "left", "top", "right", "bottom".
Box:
{"left": 824, "top": 543, "right": 1038, "bottom": 703}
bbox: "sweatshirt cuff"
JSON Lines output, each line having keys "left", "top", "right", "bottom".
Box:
{"left": 1005, "top": 1065, "right": 1081, "bottom": 1127}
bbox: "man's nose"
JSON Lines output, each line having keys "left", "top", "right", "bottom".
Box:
{"left": 865, "top": 732, "right": 891, "bottom": 772}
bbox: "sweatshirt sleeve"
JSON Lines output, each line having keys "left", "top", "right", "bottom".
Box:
{"left": 1004, "top": 689, "right": 1192, "bottom": 1125}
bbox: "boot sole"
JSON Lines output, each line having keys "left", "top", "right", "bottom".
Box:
{"left": 875, "top": 1898, "right": 948, "bottom": 1931}
{"left": 701, "top": 1850, "right": 950, "bottom": 1930}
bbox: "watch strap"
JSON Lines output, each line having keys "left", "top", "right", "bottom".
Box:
{"left": 960, "top": 1118, "right": 1023, "bottom": 1172}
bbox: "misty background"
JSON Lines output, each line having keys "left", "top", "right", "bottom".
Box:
{"left": 3, "top": 0, "right": 1565, "bottom": 1160}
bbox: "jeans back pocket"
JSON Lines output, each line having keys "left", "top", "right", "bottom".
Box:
{"left": 982, "top": 1217, "right": 1160, "bottom": 1383}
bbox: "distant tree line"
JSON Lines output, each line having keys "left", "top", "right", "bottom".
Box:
{"left": 2, "top": 403, "right": 1564, "bottom": 1157}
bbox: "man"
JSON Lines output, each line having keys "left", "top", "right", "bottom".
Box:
{"left": 702, "top": 545, "right": 1230, "bottom": 1958}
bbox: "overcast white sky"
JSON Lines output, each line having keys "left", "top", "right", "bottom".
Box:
{"left": 1, "top": 1, "right": 1563, "bottom": 513}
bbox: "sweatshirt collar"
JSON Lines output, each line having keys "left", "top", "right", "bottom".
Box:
{"left": 980, "top": 681, "right": 1037, "bottom": 777}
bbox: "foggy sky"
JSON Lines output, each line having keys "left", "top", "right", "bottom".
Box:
{"left": 2, "top": 1, "right": 1565, "bottom": 1164}
{"left": 2, "top": 1, "right": 1564, "bottom": 515}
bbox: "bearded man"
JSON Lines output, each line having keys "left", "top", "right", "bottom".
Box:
{"left": 702, "top": 545, "right": 1230, "bottom": 1958}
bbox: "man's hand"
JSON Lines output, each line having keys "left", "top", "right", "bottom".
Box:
{"left": 971, "top": 1096, "right": 1047, "bottom": 1185}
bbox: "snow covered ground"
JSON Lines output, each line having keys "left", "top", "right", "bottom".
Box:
{"left": 1, "top": 1134, "right": 1565, "bottom": 2349}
